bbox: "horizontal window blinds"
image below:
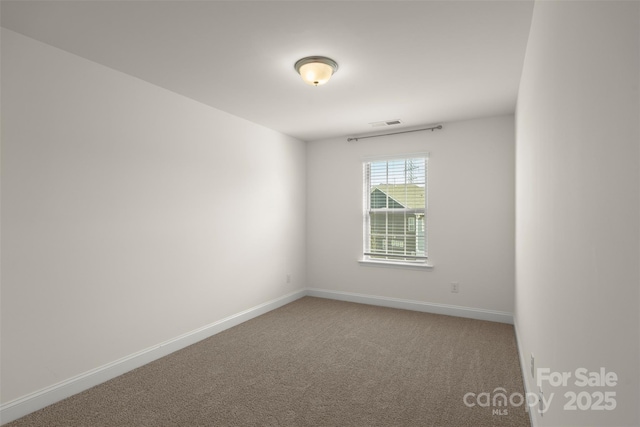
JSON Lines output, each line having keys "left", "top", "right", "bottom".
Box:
{"left": 364, "top": 157, "right": 427, "bottom": 262}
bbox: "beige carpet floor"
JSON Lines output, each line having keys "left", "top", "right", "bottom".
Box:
{"left": 6, "top": 297, "right": 531, "bottom": 426}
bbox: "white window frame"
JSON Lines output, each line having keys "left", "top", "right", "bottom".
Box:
{"left": 360, "top": 154, "right": 432, "bottom": 269}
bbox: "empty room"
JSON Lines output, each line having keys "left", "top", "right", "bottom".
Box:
{"left": 1, "top": 1, "right": 638, "bottom": 426}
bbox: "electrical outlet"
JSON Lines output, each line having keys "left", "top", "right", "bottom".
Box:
{"left": 450, "top": 282, "right": 459, "bottom": 293}
{"left": 530, "top": 353, "right": 535, "bottom": 378}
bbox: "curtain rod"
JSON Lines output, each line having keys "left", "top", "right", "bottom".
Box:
{"left": 347, "top": 125, "right": 443, "bottom": 142}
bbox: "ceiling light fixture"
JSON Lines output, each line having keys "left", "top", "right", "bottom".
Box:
{"left": 294, "top": 56, "right": 338, "bottom": 86}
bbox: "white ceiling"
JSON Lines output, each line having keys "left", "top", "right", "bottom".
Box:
{"left": 1, "top": 0, "right": 534, "bottom": 142}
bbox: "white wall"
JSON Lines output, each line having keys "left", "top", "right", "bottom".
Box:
{"left": 307, "top": 115, "right": 515, "bottom": 314}
{"left": 0, "top": 29, "right": 306, "bottom": 404}
{"left": 515, "top": 2, "right": 639, "bottom": 426}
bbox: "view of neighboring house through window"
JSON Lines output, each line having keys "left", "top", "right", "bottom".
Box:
{"left": 363, "top": 156, "right": 427, "bottom": 263}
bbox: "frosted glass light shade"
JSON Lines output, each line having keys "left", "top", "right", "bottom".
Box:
{"left": 294, "top": 57, "right": 338, "bottom": 86}
{"left": 299, "top": 62, "right": 333, "bottom": 86}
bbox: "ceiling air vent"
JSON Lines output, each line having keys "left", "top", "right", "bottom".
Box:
{"left": 369, "top": 119, "right": 403, "bottom": 127}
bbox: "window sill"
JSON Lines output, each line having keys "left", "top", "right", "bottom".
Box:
{"left": 358, "top": 259, "right": 434, "bottom": 270}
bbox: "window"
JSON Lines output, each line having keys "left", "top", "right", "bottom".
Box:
{"left": 363, "top": 156, "right": 427, "bottom": 264}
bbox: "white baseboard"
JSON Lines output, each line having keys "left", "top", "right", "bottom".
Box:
{"left": 1, "top": 288, "right": 514, "bottom": 425}
{"left": 306, "top": 288, "right": 514, "bottom": 324}
{"left": 0, "top": 289, "right": 306, "bottom": 425}
{"left": 513, "top": 317, "right": 537, "bottom": 427}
